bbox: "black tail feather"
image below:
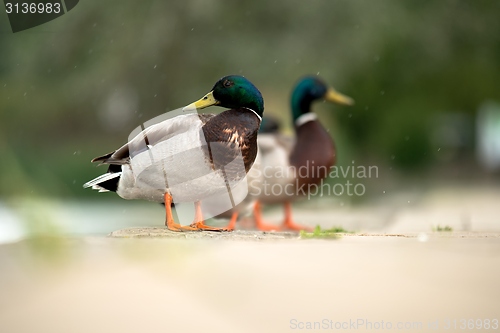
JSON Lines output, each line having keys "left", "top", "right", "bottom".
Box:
{"left": 97, "top": 176, "right": 120, "bottom": 192}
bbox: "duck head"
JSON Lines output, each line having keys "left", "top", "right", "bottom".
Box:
{"left": 291, "top": 76, "right": 353, "bottom": 123}
{"left": 185, "top": 75, "right": 264, "bottom": 118}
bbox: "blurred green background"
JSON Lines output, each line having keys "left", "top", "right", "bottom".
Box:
{"left": 1, "top": 0, "right": 500, "bottom": 201}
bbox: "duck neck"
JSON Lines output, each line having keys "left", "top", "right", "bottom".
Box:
{"left": 291, "top": 95, "right": 315, "bottom": 130}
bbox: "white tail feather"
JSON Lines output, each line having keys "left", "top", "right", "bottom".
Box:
{"left": 90, "top": 185, "right": 110, "bottom": 192}
{"left": 83, "top": 172, "right": 122, "bottom": 189}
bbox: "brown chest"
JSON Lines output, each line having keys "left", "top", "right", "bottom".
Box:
{"left": 289, "top": 120, "right": 336, "bottom": 187}
{"left": 201, "top": 109, "right": 260, "bottom": 173}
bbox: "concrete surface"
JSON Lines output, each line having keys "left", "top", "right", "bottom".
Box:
{"left": 1, "top": 184, "right": 499, "bottom": 332}
{"left": 0, "top": 232, "right": 499, "bottom": 333}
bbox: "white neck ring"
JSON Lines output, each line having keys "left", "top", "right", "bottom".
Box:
{"left": 295, "top": 113, "right": 317, "bottom": 127}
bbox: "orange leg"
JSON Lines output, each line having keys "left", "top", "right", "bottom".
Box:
{"left": 253, "top": 201, "right": 281, "bottom": 231}
{"left": 164, "top": 193, "right": 197, "bottom": 232}
{"left": 224, "top": 211, "right": 238, "bottom": 231}
{"left": 189, "top": 201, "right": 232, "bottom": 232}
{"left": 281, "top": 201, "right": 313, "bottom": 232}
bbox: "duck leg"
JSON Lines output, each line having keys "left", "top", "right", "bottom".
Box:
{"left": 189, "top": 201, "right": 232, "bottom": 232}
{"left": 164, "top": 193, "right": 197, "bottom": 232}
{"left": 253, "top": 201, "right": 281, "bottom": 231}
{"left": 224, "top": 211, "right": 238, "bottom": 231}
{"left": 281, "top": 201, "right": 313, "bottom": 232}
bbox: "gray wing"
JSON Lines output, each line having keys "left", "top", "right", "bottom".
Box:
{"left": 92, "top": 113, "right": 215, "bottom": 165}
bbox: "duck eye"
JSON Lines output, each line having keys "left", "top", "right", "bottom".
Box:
{"left": 223, "top": 80, "right": 233, "bottom": 88}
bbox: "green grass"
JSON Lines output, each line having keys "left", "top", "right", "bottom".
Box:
{"left": 433, "top": 225, "right": 453, "bottom": 232}
{"left": 299, "top": 226, "right": 354, "bottom": 239}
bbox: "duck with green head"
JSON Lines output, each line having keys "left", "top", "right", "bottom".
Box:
{"left": 242, "top": 76, "right": 353, "bottom": 231}
{"left": 84, "top": 75, "right": 264, "bottom": 232}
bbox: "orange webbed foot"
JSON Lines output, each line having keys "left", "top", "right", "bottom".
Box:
{"left": 167, "top": 223, "right": 199, "bottom": 232}
{"left": 281, "top": 201, "right": 313, "bottom": 232}
{"left": 255, "top": 221, "right": 282, "bottom": 232}
{"left": 253, "top": 201, "right": 281, "bottom": 232}
{"left": 164, "top": 193, "right": 200, "bottom": 232}
{"left": 189, "top": 201, "right": 232, "bottom": 232}
{"left": 282, "top": 220, "right": 313, "bottom": 232}
{"left": 189, "top": 221, "right": 232, "bottom": 232}
{"left": 223, "top": 211, "right": 238, "bottom": 231}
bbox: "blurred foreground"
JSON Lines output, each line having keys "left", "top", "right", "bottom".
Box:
{"left": 1, "top": 182, "right": 500, "bottom": 332}
{"left": 0, "top": 231, "right": 499, "bottom": 333}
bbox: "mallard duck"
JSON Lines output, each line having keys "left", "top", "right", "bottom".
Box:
{"left": 220, "top": 76, "right": 353, "bottom": 231}
{"left": 83, "top": 75, "right": 264, "bottom": 232}
{"left": 255, "top": 76, "right": 353, "bottom": 231}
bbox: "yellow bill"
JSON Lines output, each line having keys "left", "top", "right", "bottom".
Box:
{"left": 324, "top": 88, "right": 354, "bottom": 106}
{"left": 183, "top": 91, "right": 219, "bottom": 111}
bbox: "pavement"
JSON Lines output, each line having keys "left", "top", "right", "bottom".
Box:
{"left": 0, "top": 184, "right": 499, "bottom": 332}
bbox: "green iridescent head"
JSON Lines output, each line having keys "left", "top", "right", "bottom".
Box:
{"left": 186, "top": 75, "right": 264, "bottom": 117}
{"left": 291, "top": 76, "right": 353, "bottom": 122}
